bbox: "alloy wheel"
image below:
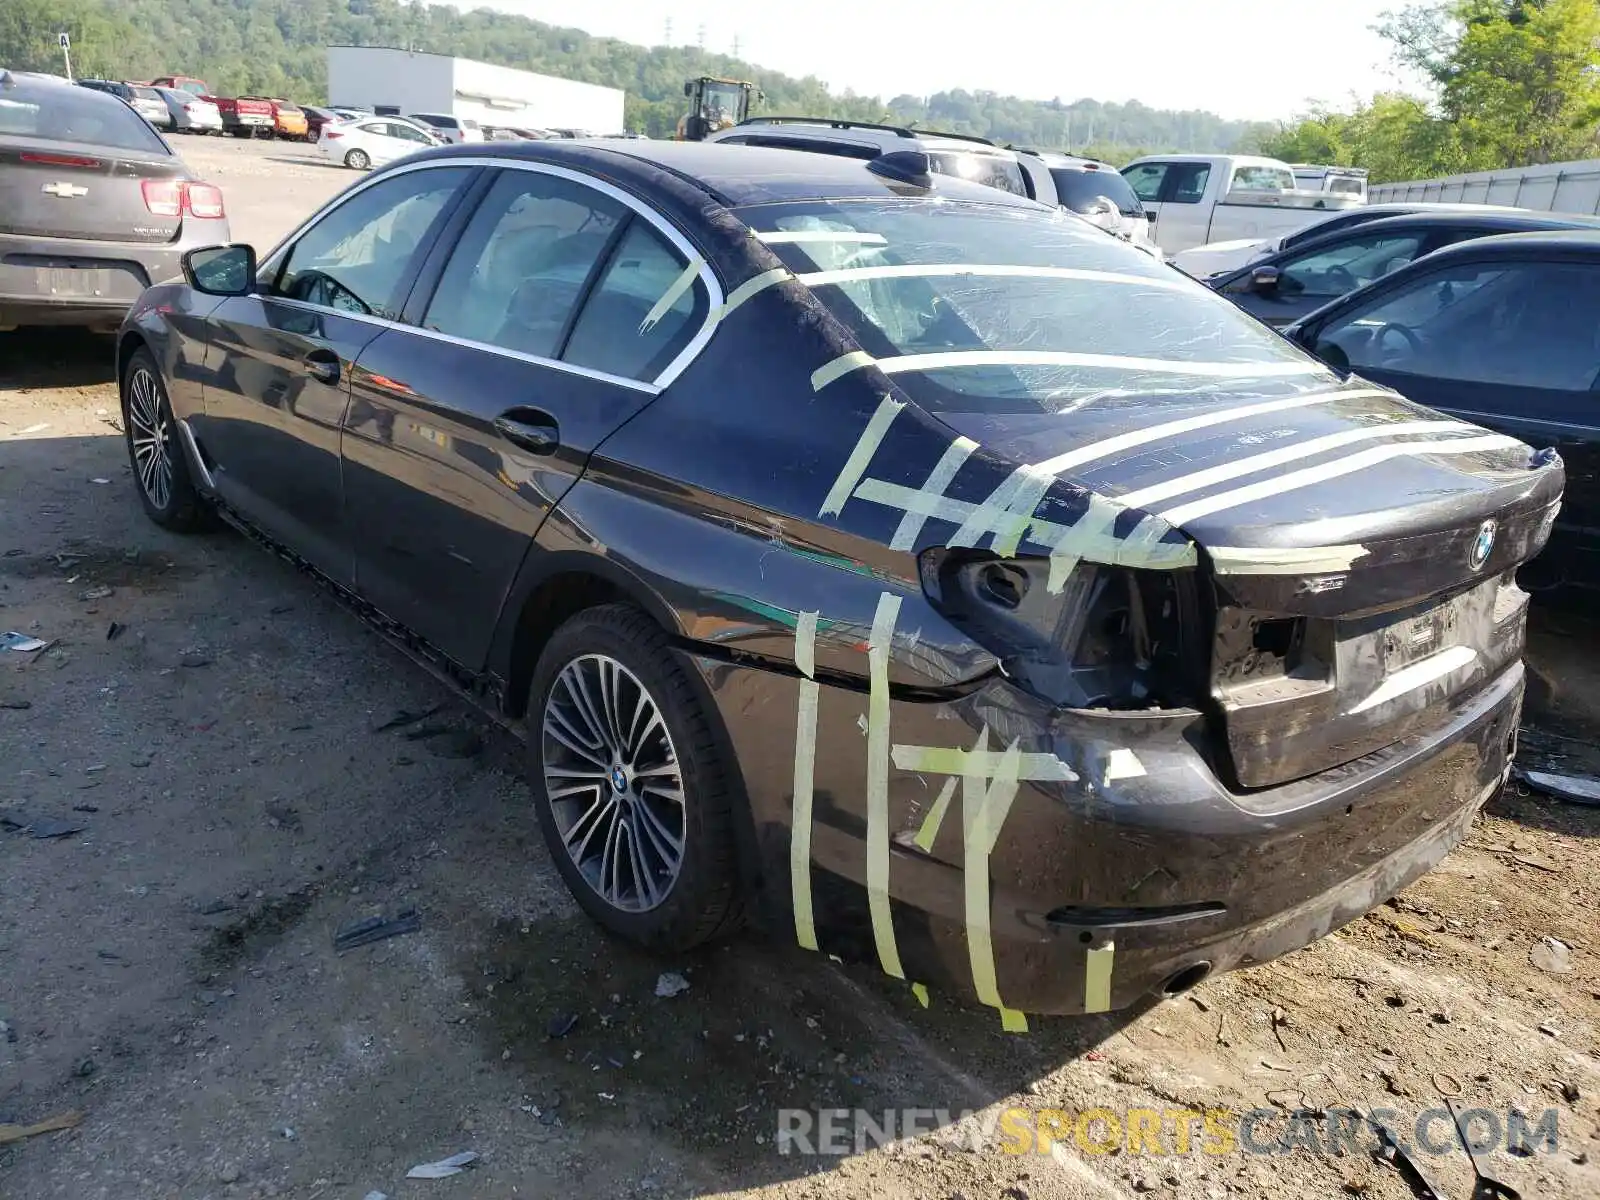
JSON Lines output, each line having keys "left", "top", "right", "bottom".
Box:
{"left": 541, "top": 654, "right": 686, "bottom": 912}
{"left": 127, "top": 366, "right": 172, "bottom": 512}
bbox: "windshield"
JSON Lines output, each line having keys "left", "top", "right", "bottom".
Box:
{"left": 700, "top": 81, "right": 747, "bottom": 129}
{"left": 927, "top": 151, "right": 1027, "bottom": 197}
{"left": 0, "top": 86, "right": 170, "bottom": 153}
{"left": 1051, "top": 169, "right": 1143, "bottom": 217}
{"left": 736, "top": 199, "right": 1326, "bottom": 413}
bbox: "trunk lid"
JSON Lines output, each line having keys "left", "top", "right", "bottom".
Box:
{"left": 938, "top": 378, "right": 1562, "bottom": 788}
{"left": 0, "top": 137, "right": 186, "bottom": 243}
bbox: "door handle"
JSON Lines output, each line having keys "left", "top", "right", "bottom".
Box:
{"left": 304, "top": 349, "right": 341, "bottom": 386}
{"left": 493, "top": 411, "right": 560, "bottom": 455}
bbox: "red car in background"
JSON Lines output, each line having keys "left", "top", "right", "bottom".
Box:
{"left": 150, "top": 75, "right": 273, "bottom": 137}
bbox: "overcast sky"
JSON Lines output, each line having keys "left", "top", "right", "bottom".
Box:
{"left": 491, "top": 0, "right": 1418, "bottom": 121}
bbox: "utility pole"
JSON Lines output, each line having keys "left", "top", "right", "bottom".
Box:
{"left": 697, "top": 24, "right": 706, "bottom": 49}
{"left": 664, "top": 17, "right": 672, "bottom": 44}
{"left": 58, "top": 32, "right": 73, "bottom": 82}
{"left": 732, "top": 34, "right": 741, "bottom": 58}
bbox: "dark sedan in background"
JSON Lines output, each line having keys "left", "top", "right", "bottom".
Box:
{"left": 0, "top": 70, "right": 229, "bottom": 330}
{"left": 1210, "top": 210, "right": 1600, "bottom": 327}
{"left": 1288, "top": 229, "right": 1600, "bottom": 589}
{"left": 116, "top": 139, "right": 1556, "bottom": 1018}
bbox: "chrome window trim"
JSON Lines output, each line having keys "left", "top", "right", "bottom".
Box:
{"left": 256, "top": 155, "right": 726, "bottom": 391}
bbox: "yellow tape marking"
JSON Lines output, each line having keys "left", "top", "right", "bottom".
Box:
{"left": 912, "top": 777, "right": 957, "bottom": 853}
{"left": 892, "top": 743, "right": 1078, "bottom": 782}
{"left": 867, "top": 592, "right": 904, "bottom": 979}
{"left": 911, "top": 982, "right": 930, "bottom": 1008}
{"left": 639, "top": 257, "right": 702, "bottom": 333}
{"left": 714, "top": 267, "right": 792, "bottom": 323}
{"left": 819, "top": 394, "right": 904, "bottom": 517}
{"left": 791, "top": 610, "right": 821, "bottom": 952}
{"left": 1084, "top": 941, "right": 1116, "bottom": 1014}
{"left": 1000, "top": 1007, "right": 1029, "bottom": 1033}
{"left": 959, "top": 728, "right": 1024, "bottom": 1019}
{"left": 811, "top": 350, "right": 878, "bottom": 392}
{"left": 890, "top": 435, "right": 979, "bottom": 551}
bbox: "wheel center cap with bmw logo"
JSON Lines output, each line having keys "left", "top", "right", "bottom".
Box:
{"left": 1470, "top": 519, "right": 1497, "bottom": 571}
{"left": 610, "top": 765, "right": 629, "bottom": 794}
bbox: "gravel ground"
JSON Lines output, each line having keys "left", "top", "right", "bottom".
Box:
{"left": 1, "top": 135, "right": 1598, "bottom": 1200}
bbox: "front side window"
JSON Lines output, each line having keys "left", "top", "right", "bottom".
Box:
{"left": 273, "top": 167, "right": 471, "bottom": 318}
{"left": 387, "top": 122, "right": 431, "bottom": 144}
{"left": 1237, "top": 233, "right": 1425, "bottom": 300}
{"left": 1315, "top": 260, "right": 1600, "bottom": 391}
{"left": 423, "top": 170, "right": 625, "bottom": 358}
{"left": 1122, "top": 162, "right": 1167, "bottom": 203}
{"left": 564, "top": 222, "right": 707, "bottom": 380}
{"left": 740, "top": 199, "right": 1327, "bottom": 414}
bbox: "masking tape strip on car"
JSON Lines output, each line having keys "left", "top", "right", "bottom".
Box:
{"left": 819, "top": 394, "right": 905, "bottom": 516}
{"left": 912, "top": 777, "right": 958, "bottom": 853}
{"left": 793, "top": 263, "right": 1195, "bottom": 294}
{"left": 756, "top": 230, "right": 889, "bottom": 246}
{"left": 1158, "top": 434, "right": 1525, "bottom": 526}
{"left": 638, "top": 257, "right": 703, "bottom": 334}
{"left": 962, "top": 729, "right": 1029, "bottom": 1032}
{"left": 1349, "top": 644, "right": 1478, "bottom": 715}
{"left": 791, "top": 610, "right": 821, "bottom": 952}
{"left": 891, "top": 744, "right": 1080, "bottom": 782}
{"left": 711, "top": 267, "right": 793, "bottom": 323}
{"left": 948, "top": 465, "right": 1057, "bottom": 556}
{"left": 891, "top": 435, "right": 979, "bottom": 551}
{"left": 1084, "top": 941, "right": 1116, "bottom": 1013}
{"left": 1116, "top": 419, "right": 1482, "bottom": 510}
{"left": 1209, "top": 544, "right": 1370, "bottom": 575}
{"left": 813, "top": 348, "right": 1330, "bottom": 388}
{"left": 1026, "top": 387, "right": 1395, "bottom": 478}
{"left": 1103, "top": 749, "right": 1146, "bottom": 783}
{"left": 867, "top": 592, "right": 905, "bottom": 980}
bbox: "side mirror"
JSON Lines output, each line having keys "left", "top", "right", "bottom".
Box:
{"left": 683, "top": 81, "right": 694, "bottom": 97}
{"left": 1313, "top": 340, "right": 1350, "bottom": 373}
{"left": 183, "top": 243, "right": 255, "bottom": 297}
{"left": 1250, "top": 265, "right": 1282, "bottom": 294}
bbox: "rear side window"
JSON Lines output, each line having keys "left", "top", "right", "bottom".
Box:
{"left": 1230, "top": 165, "right": 1294, "bottom": 191}
{"left": 273, "top": 167, "right": 471, "bottom": 318}
{"left": 564, "top": 222, "right": 707, "bottom": 381}
{"left": 0, "top": 86, "right": 168, "bottom": 153}
{"left": 1052, "top": 169, "right": 1143, "bottom": 217}
{"left": 927, "top": 151, "right": 1027, "bottom": 196}
{"left": 133, "top": 87, "right": 161, "bottom": 101}
{"left": 1165, "top": 163, "right": 1211, "bottom": 204}
{"left": 423, "top": 170, "right": 626, "bottom": 359}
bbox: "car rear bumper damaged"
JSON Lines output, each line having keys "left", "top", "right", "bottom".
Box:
{"left": 694, "top": 645, "right": 1522, "bottom": 1017}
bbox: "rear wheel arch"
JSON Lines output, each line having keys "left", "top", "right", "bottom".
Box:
{"left": 116, "top": 329, "right": 151, "bottom": 388}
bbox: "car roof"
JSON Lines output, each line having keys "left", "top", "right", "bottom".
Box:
{"left": 1298, "top": 210, "right": 1600, "bottom": 240}
{"left": 4, "top": 73, "right": 133, "bottom": 112}
{"left": 709, "top": 118, "right": 1012, "bottom": 156}
{"left": 1418, "top": 227, "right": 1600, "bottom": 262}
{"left": 1023, "top": 151, "right": 1119, "bottom": 173}
{"left": 407, "top": 138, "right": 1048, "bottom": 208}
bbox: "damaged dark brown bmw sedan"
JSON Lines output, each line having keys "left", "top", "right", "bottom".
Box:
{"left": 115, "top": 140, "right": 1561, "bottom": 1025}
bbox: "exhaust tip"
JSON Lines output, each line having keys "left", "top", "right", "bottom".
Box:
{"left": 1161, "top": 962, "right": 1212, "bottom": 996}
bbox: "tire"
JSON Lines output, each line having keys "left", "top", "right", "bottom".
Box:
{"left": 344, "top": 148, "right": 370, "bottom": 170}
{"left": 527, "top": 604, "right": 745, "bottom": 951}
{"left": 121, "top": 349, "right": 213, "bottom": 532}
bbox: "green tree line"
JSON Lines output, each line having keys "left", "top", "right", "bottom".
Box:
{"left": 1254, "top": 0, "right": 1600, "bottom": 182}
{"left": 0, "top": 0, "right": 1273, "bottom": 159}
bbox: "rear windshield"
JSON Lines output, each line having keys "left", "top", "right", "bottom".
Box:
{"left": 276, "top": 102, "right": 302, "bottom": 114}
{"left": 736, "top": 199, "right": 1323, "bottom": 414}
{"left": 0, "top": 86, "right": 169, "bottom": 153}
{"left": 1051, "top": 168, "right": 1143, "bottom": 217}
{"left": 133, "top": 87, "right": 161, "bottom": 101}
{"left": 1280, "top": 209, "right": 1396, "bottom": 252}
{"left": 927, "top": 151, "right": 1028, "bottom": 197}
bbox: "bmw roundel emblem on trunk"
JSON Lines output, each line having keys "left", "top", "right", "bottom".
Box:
{"left": 1469, "top": 519, "right": 1497, "bottom": 571}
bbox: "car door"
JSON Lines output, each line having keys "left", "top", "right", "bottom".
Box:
{"left": 1151, "top": 162, "right": 1214, "bottom": 253}
{"left": 1220, "top": 227, "right": 1431, "bottom": 327}
{"left": 1122, "top": 161, "right": 1170, "bottom": 240}
{"left": 340, "top": 165, "right": 714, "bottom": 670}
{"left": 196, "top": 164, "right": 477, "bottom": 584}
{"left": 1303, "top": 255, "right": 1600, "bottom": 579}
{"left": 379, "top": 120, "right": 435, "bottom": 161}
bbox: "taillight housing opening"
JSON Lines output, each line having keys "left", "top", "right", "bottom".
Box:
{"left": 920, "top": 548, "right": 1207, "bottom": 709}
{"left": 185, "top": 182, "right": 226, "bottom": 219}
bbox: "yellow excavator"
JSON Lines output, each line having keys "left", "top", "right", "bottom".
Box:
{"left": 677, "top": 76, "right": 761, "bottom": 141}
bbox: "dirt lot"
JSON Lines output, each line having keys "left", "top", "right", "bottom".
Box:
{"left": 2, "top": 136, "right": 1599, "bottom": 1200}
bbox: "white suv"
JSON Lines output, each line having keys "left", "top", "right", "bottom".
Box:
{"left": 406, "top": 113, "right": 484, "bottom": 144}
{"left": 1020, "top": 151, "right": 1162, "bottom": 260}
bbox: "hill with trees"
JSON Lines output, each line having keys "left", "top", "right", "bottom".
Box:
{"left": 1, "top": 0, "right": 1273, "bottom": 160}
